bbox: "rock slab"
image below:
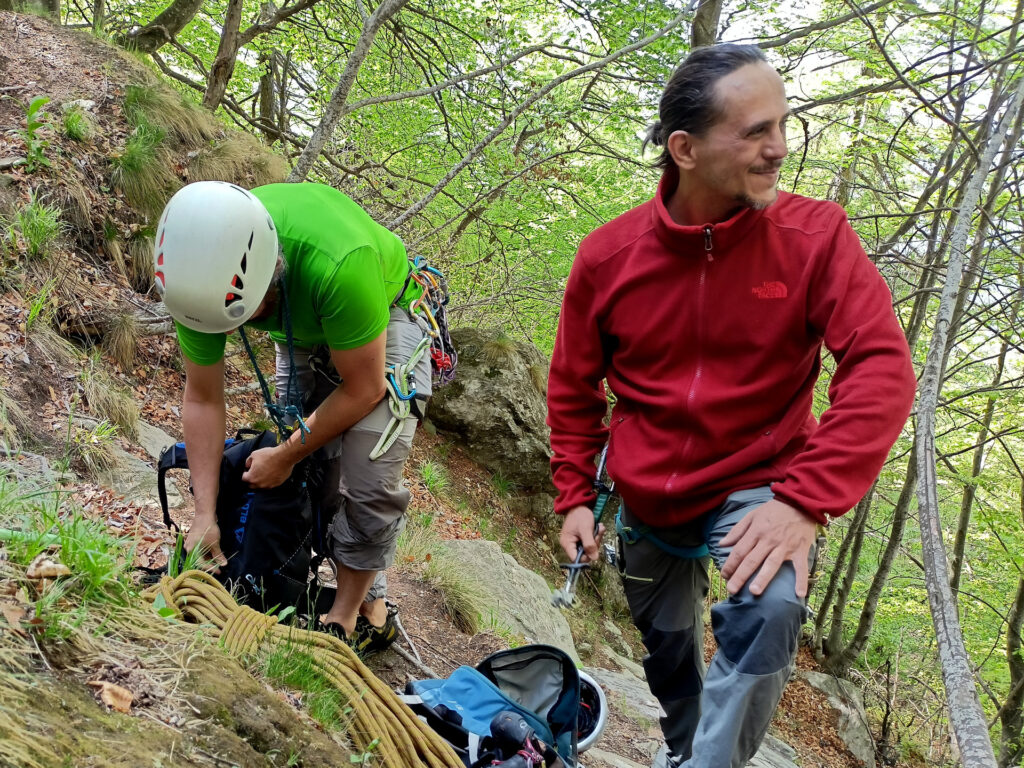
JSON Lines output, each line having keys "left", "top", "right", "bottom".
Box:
{"left": 443, "top": 538, "right": 579, "bottom": 664}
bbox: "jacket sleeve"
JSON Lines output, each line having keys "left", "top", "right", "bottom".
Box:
{"left": 770, "top": 209, "right": 916, "bottom": 523}
{"left": 547, "top": 247, "right": 610, "bottom": 514}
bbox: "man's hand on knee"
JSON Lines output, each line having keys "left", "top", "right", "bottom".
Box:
{"left": 719, "top": 499, "right": 816, "bottom": 598}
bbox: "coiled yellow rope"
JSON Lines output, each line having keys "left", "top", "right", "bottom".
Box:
{"left": 144, "top": 570, "right": 463, "bottom": 768}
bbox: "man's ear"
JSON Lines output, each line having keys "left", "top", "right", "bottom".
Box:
{"left": 667, "top": 130, "right": 698, "bottom": 170}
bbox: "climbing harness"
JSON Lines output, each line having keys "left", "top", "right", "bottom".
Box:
{"left": 370, "top": 332, "right": 431, "bottom": 460}
{"left": 614, "top": 511, "right": 710, "bottom": 560}
{"left": 369, "top": 255, "right": 457, "bottom": 461}
{"left": 143, "top": 571, "right": 464, "bottom": 768}
{"left": 238, "top": 273, "right": 309, "bottom": 443}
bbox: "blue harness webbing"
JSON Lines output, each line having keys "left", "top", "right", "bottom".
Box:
{"left": 614, "top": 508, "right": 710, "bottom": 559}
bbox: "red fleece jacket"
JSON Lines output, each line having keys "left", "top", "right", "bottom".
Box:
{"left": 547, "top": 171, "right": 916, "bottom": 526}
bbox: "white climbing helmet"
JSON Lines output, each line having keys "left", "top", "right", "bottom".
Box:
{"left": 153, "top": 181, "right": 279, "bottom": 333}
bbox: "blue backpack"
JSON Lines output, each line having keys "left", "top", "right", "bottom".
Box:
{"left": 401, "top": 645, "right": 580, "bottom": 767}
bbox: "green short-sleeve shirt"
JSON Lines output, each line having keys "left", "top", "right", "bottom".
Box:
{"left": 175, "top": 183, "right": 416, "bottom": 366}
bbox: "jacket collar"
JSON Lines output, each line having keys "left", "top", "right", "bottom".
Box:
{"left": 650, "top": 165, "right": 768, "bottom": 255}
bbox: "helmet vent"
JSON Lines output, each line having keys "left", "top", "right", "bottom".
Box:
{"left": 157, "top": 252, "right": 164, "bottom": 266}
{"left": 225, "top": 292, "right": 241, "bottom": 307}
{"left": 247, "top": 231, "right": 254, "bottom": 251}
{"left": 240, "top": 252, "right": 247, "bottom": 274}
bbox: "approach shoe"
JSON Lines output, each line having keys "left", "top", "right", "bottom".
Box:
{"left": 650, "top": 744, "right": 683, "bottom": 768}
{"left": 349, "top": 602, "right": 399, "bottom": 656}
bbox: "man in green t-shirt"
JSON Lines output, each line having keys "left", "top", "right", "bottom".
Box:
{"left": 155, "top": 180, "right": 432, "bottom": 652}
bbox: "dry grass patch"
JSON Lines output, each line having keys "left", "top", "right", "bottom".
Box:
{"left": 188, "top": 132, "right": 287, "bottom": 187}
{"left": 396, "top": 523, "right": 488, "bottom": 634}
{"left": 82, "top": 358, "right": 138, "bottom": 439}
{"left": 101, "top": 310, "right": 140, "bottom": 371}
{"left": 123, "top": 83, "right": 218, "bottom": 146}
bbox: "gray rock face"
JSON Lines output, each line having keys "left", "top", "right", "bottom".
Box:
{"left": 429, "top": 327, "right": 553, "bottom": 493}
{"left": 799, "top": 670, "right": 876, "bottom": 768}
{"left": 442, "top": 538, "right": 579, "bottom": 664}
{"left": 749, "top": 735, "right": 800, "bottom": 768}
{"left": 98, "top": 447, "right": 183, "bottom": 508}
{"left": 136, "top": 419, "right": 177, "bottom": 461}
{"left": 584, "top": 666, "right": 661, "bottom": 723}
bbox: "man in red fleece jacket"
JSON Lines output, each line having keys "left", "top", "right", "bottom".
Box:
{"left": 547, "top": 44, "right": 915, "bottom": 768}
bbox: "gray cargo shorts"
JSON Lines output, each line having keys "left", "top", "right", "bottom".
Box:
{"left": 275, "top": 307, "right": 431, "bottom": 586}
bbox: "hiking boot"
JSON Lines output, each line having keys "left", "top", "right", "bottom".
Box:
{"left": 650, "top": 744, "right": 683, "bottom": 768}
{"left": 348, "top": 602, "right": 399, "bottom": 655}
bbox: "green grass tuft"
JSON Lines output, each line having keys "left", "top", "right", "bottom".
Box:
{"left": 61, "top": 107, "right": 93, "bottom": 142}
{"left": 110, "top": 124, "right": 178, "bottom": 216}
{"left": 260, "top": 641, "right": 349, "bottom": 732}
{"left": 7, "top": 193, "right": 62, "bottom": 260}
{"left": 418, "top": 460, "right": 450, "bottom": 496}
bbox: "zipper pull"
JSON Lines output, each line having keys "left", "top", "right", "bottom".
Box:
{"left": 703, "top": 225, "right": 714, "bottom": 261}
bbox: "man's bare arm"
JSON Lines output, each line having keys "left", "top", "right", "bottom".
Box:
{"left": 182, "top": 356, "right": 228, "bottom": 565}
{"left": 242, "top": 331, "right": 387, "bottom": 487}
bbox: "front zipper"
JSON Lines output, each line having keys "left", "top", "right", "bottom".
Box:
{"left": 677, "top": 225, "right": 713, "bottom": 470}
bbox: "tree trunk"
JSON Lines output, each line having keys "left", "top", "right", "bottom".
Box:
{"left": 203, "top": 0, "right": 245, "bottom": 110}
{"left": 813, "top": 483, "right": 873, "bottom": 657}
{"left": 690, "top": 0, "right": 723, "bottom": 48}
{"left": 949, "top": 287, "right": 1022, "bottom": 594}
{"left": 824, "top": 443, "right": 917, "bottom": 678}
{"left": 913, "top": 71, "right": 1024, "bottom": 768}
{"left": 92, "top": 0, "right": 103, "bottom": 32}
{"left": 121, "top": 0, "right": 205, "bottom": 54}
{"left": 288, "top": 0, "right": 411, "bottom": 182}
{"left": 258, "top": 48, "right": 278, "bottom": 143}
{"left": 1001, "top": 492, "right": 1024, "bottom": 768}
{"left": 40, "top": 0, "right": 59, "bottom": 19}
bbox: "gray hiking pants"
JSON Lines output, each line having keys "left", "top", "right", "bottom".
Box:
{"left": 275, "top": 307, "right": 431, "bottom": 602}
{"left": 618, "top": 486, "right": 811, "bottom": 768}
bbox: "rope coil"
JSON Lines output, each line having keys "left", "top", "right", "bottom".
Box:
{"left": 144, "top": 571, "right": 463, "bottom": 768}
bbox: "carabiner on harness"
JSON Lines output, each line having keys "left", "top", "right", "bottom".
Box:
{"left": 369, "top": 333, "right": 431, "bottom": 460}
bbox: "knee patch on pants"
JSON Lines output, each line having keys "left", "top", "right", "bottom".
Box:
{"left": 642, "top": 625, "right": 705, "bottom": 700}
{"left": 711, "top": 587, "right": 806, "bottom": 675}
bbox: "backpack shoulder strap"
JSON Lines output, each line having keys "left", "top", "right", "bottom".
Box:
{"left": 157, "top": 442, "right": 188, "bottom": 532}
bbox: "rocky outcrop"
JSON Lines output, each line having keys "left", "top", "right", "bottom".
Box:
{"left": 800, "top": 670, "right": 876, "bottom": 768}
{"left": 429, "top": 327, "right": 552, "bottom": 494}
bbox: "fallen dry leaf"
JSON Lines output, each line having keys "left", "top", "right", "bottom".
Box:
{"left": 26, "top": 553, "right": 71, "bottom": 580}
{"left": 88, "top": 680, "right": 134, "bottom": 712}
{"left": 0, "top": 602, "right": 28, "bottom": 637}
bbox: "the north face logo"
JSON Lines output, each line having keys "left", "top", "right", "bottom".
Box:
{"left": 752, "top": 281, "right": 787, "bottom": 299}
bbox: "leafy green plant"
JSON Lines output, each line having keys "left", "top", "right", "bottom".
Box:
{"left": 61, "top": 106, "right": 92, "bottom": 142}
{"left": 8, "top": 194, "right": 62, "bottom": 260}
{"left": 18, "top": 97, "right": 53, "bottom": 173}
{"left": 418, "top": 460, "right": 450, "bottom": 496}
